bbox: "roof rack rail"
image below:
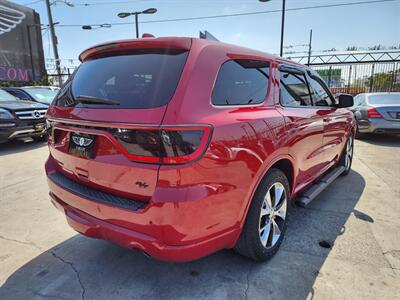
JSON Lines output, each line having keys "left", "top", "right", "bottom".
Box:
{"left": 199, "top": 31, "right": 219, "bottom": 41}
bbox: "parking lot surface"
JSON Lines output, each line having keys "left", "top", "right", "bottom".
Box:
{"left": 0, "top": 135, "right": 399, "bottom": 300}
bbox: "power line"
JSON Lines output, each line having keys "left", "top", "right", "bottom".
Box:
{"left": 75, "top": 0, "right": 151, "bottom": 6}
{"left": 55, "top": 0, "right": 399, "bottom": 27}
{"left": 23, "top": 0, "right": 150, "bottom": 6}
{"left": 23, "top": 0, "right": 43, "bottom": 5}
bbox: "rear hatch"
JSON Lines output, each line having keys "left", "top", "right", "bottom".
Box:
{"left": 46, "top": 38, "right": 192, "bottom": 202}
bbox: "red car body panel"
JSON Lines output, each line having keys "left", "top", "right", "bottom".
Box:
{"left": 45, "top": 37, "right": 355, "bottom": 262}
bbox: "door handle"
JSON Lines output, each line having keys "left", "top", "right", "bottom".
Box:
{"left": 324, "top": 117, "right": 331, "bottom": 122}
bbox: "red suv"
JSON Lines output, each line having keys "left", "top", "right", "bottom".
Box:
{"left": 45, "top": 37, "right": 355, "bottom": 262}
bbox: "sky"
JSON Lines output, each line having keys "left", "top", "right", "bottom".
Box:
{"left": 14, "top": 0, "right": 400, "bottom": 68}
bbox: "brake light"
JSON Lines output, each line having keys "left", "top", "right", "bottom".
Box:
{"left": 367, "top": 108, "right": 383, "bottom": 119}
{"left": 113, "top": 126, "right": 212, "bottom": 164}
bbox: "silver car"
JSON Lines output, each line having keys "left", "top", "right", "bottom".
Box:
{"left": 351, "top": 92, "right": 400, "bottom": 137}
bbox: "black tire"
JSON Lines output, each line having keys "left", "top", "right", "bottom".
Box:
{"left": 235, "top": 168, "right": 290, "bottom": 261}
{"left": 339, "top": 135, "right": 354, "bottom": 176}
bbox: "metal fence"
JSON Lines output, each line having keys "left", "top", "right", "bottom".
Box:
{"left": 45, "top": 50, "right": 400, "bottom": 94}
{"left": 288, "top": 50, "right": 400, "bottom": 95}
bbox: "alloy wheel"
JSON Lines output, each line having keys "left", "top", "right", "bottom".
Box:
{"left": 259, "top": 182, "right": 287, "bottom": 249}
{"left": 345, "top": 136, "right": 353, "bottom": 170}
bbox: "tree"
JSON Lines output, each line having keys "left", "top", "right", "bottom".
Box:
{"left": 364, "top": 69, "right": 400, "bottom": 92}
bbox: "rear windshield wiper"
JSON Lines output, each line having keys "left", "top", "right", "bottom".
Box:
{"left": 74, "top": 95, "right": 120, "bottom": 105}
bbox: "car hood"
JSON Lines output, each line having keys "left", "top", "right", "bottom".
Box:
{"left": 0, "top": 100, "right": 48, "bottom": 111}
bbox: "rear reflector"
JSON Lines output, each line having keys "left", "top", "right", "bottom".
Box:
{"left": 367, "top": 107, "right": 383, "bottom": 119}
{"left": 113, "top": 126, "right": 212, "bottom": 164}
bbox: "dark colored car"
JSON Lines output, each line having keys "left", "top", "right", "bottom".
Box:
{"left": 351, "top": 92, "right": 400, "bottom": 137}
{"left": 3, "top": 86, "right": 60, "bottom": 106}
{"left": 0, "top": 89, "right": 48, "bottom": 143}
{"left": 45, "top": 37, "right": 355, "bottom": 262}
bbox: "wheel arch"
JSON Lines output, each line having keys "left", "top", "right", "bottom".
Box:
{"left": 268, "top": 159, "right": 294, "bottom": 193}
{"left": 235, "top": 155, "right": 296, "bottom": 240}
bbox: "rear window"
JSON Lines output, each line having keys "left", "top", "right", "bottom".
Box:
{"left": 63, "top": 50, "right": 188, "bottom": 109}
{"left": 368, "top": 94, "right": 400, "bottom": 105}
{"left": 212, "top": 60, "right": 270, "bottom": 106}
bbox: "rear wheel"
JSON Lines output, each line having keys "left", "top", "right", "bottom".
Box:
{"left": 235, "top": 169, "right": 289, "bottom": 261}
{"left": 340, "top": 135, "right": 353, "bottom": 176}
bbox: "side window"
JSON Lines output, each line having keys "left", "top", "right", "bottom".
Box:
{"left": 307, "top": 74, "right": 334, "bottom": 107}
{"left": 212, "top": 60, "right": 270, "bottom": 106}
{"left": 280, "top": 69, "right": 312, "bottom": 106}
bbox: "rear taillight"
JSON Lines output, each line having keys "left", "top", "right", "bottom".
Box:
{"left": 113, "top": 126, "right": 212, "bottom": 164}
{"left": 367, "top": 108, "right": 383, "bottom": 119}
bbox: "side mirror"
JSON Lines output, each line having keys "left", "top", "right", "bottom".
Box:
{"left": 338, "top": 94, "right": 354, "bottom": 108}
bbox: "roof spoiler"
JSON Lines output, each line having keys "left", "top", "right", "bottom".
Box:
{"left": 199, "top": 31, "right": 219, "bottom": 41}
{"left": 79, "top": 37, "right": 192, "bottom": 61}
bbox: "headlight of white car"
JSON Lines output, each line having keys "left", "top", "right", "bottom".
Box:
{"left": 0, "top": 108, "right": 14, "bottom": 120}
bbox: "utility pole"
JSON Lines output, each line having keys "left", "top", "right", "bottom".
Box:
{"left": 307, "top": 29, "right": 313, "bottom": 66}
{"left": 279, "top": 0, "right": 286, "bottom": 57}
{"left": 45, "top": 0, "right": 62, "bottom": 86}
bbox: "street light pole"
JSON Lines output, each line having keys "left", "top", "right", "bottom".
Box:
{"left": 45, "top": 0, "right": 62, "bottom": 86}
{"left": 279, "top": 0, "right": 286, "bottom": 57}
{"left": 135, "top": 13, "right": 139, "bottom": 38}
{"left": 118, "top": 8, "right": 157, "bottom": 38}
{"left": 307, "top": 29, "right": 313, "bottom": 66}
{"left": 259, "top": 0, "right": 286, "bottom": 57}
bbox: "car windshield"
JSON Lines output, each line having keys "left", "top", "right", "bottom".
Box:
{"left": 0, "top": 89, "right": 17, "bottom": 101}
{"left": 65, "top": 50, "right": 188, "bottom": 109}
{"left": 368, "top": 94, "right": 400, "bottom": 105}
{"left": 22, "top": 88, "right": 59, "bottom": 104}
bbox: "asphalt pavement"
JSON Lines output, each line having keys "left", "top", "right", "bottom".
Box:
{"left": 0, "top": 135, "right": 399, "bottom": 300}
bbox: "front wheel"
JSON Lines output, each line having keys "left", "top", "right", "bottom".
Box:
{"left": 235, "top": 169, "right": 289, "bottom": 261}
{"left": 340, "top": 135, "right": 354, "bottom": 176}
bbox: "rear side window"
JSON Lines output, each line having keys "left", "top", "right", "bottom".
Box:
{"left": 280, "top": 70, "right": 312, "bottom": 106}
{"left": 64, "top": 50, "right": 188, "bottom": 109}
{"left": 212, "top": 60, "right": 270, "bottom": 106}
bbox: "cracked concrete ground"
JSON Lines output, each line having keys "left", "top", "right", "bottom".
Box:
{"left": 0, "top": 135, "right": 399, "bottom": 300}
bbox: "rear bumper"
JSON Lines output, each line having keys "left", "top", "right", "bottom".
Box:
{"left": 358, "top": 118, "right": 400, "bottom": 134}
{"left": 49, "top": 192, "right": 238, "bottom": 262}
{"left": 46, "top": 155, "right": 240, "bottom": 262}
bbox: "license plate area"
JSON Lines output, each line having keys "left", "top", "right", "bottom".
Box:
{"left": 68, "top": 133, "right": 96, "bottom": 159}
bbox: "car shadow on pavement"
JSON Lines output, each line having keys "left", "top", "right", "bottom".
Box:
{"left": 357, "top": 134, "right": 400, "bottom": 147}
{"left": 0, "top": 139, "right": 47, "bottom": 156}
{"left": 0, "top": 170, "right": 366, "bottom": 299}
